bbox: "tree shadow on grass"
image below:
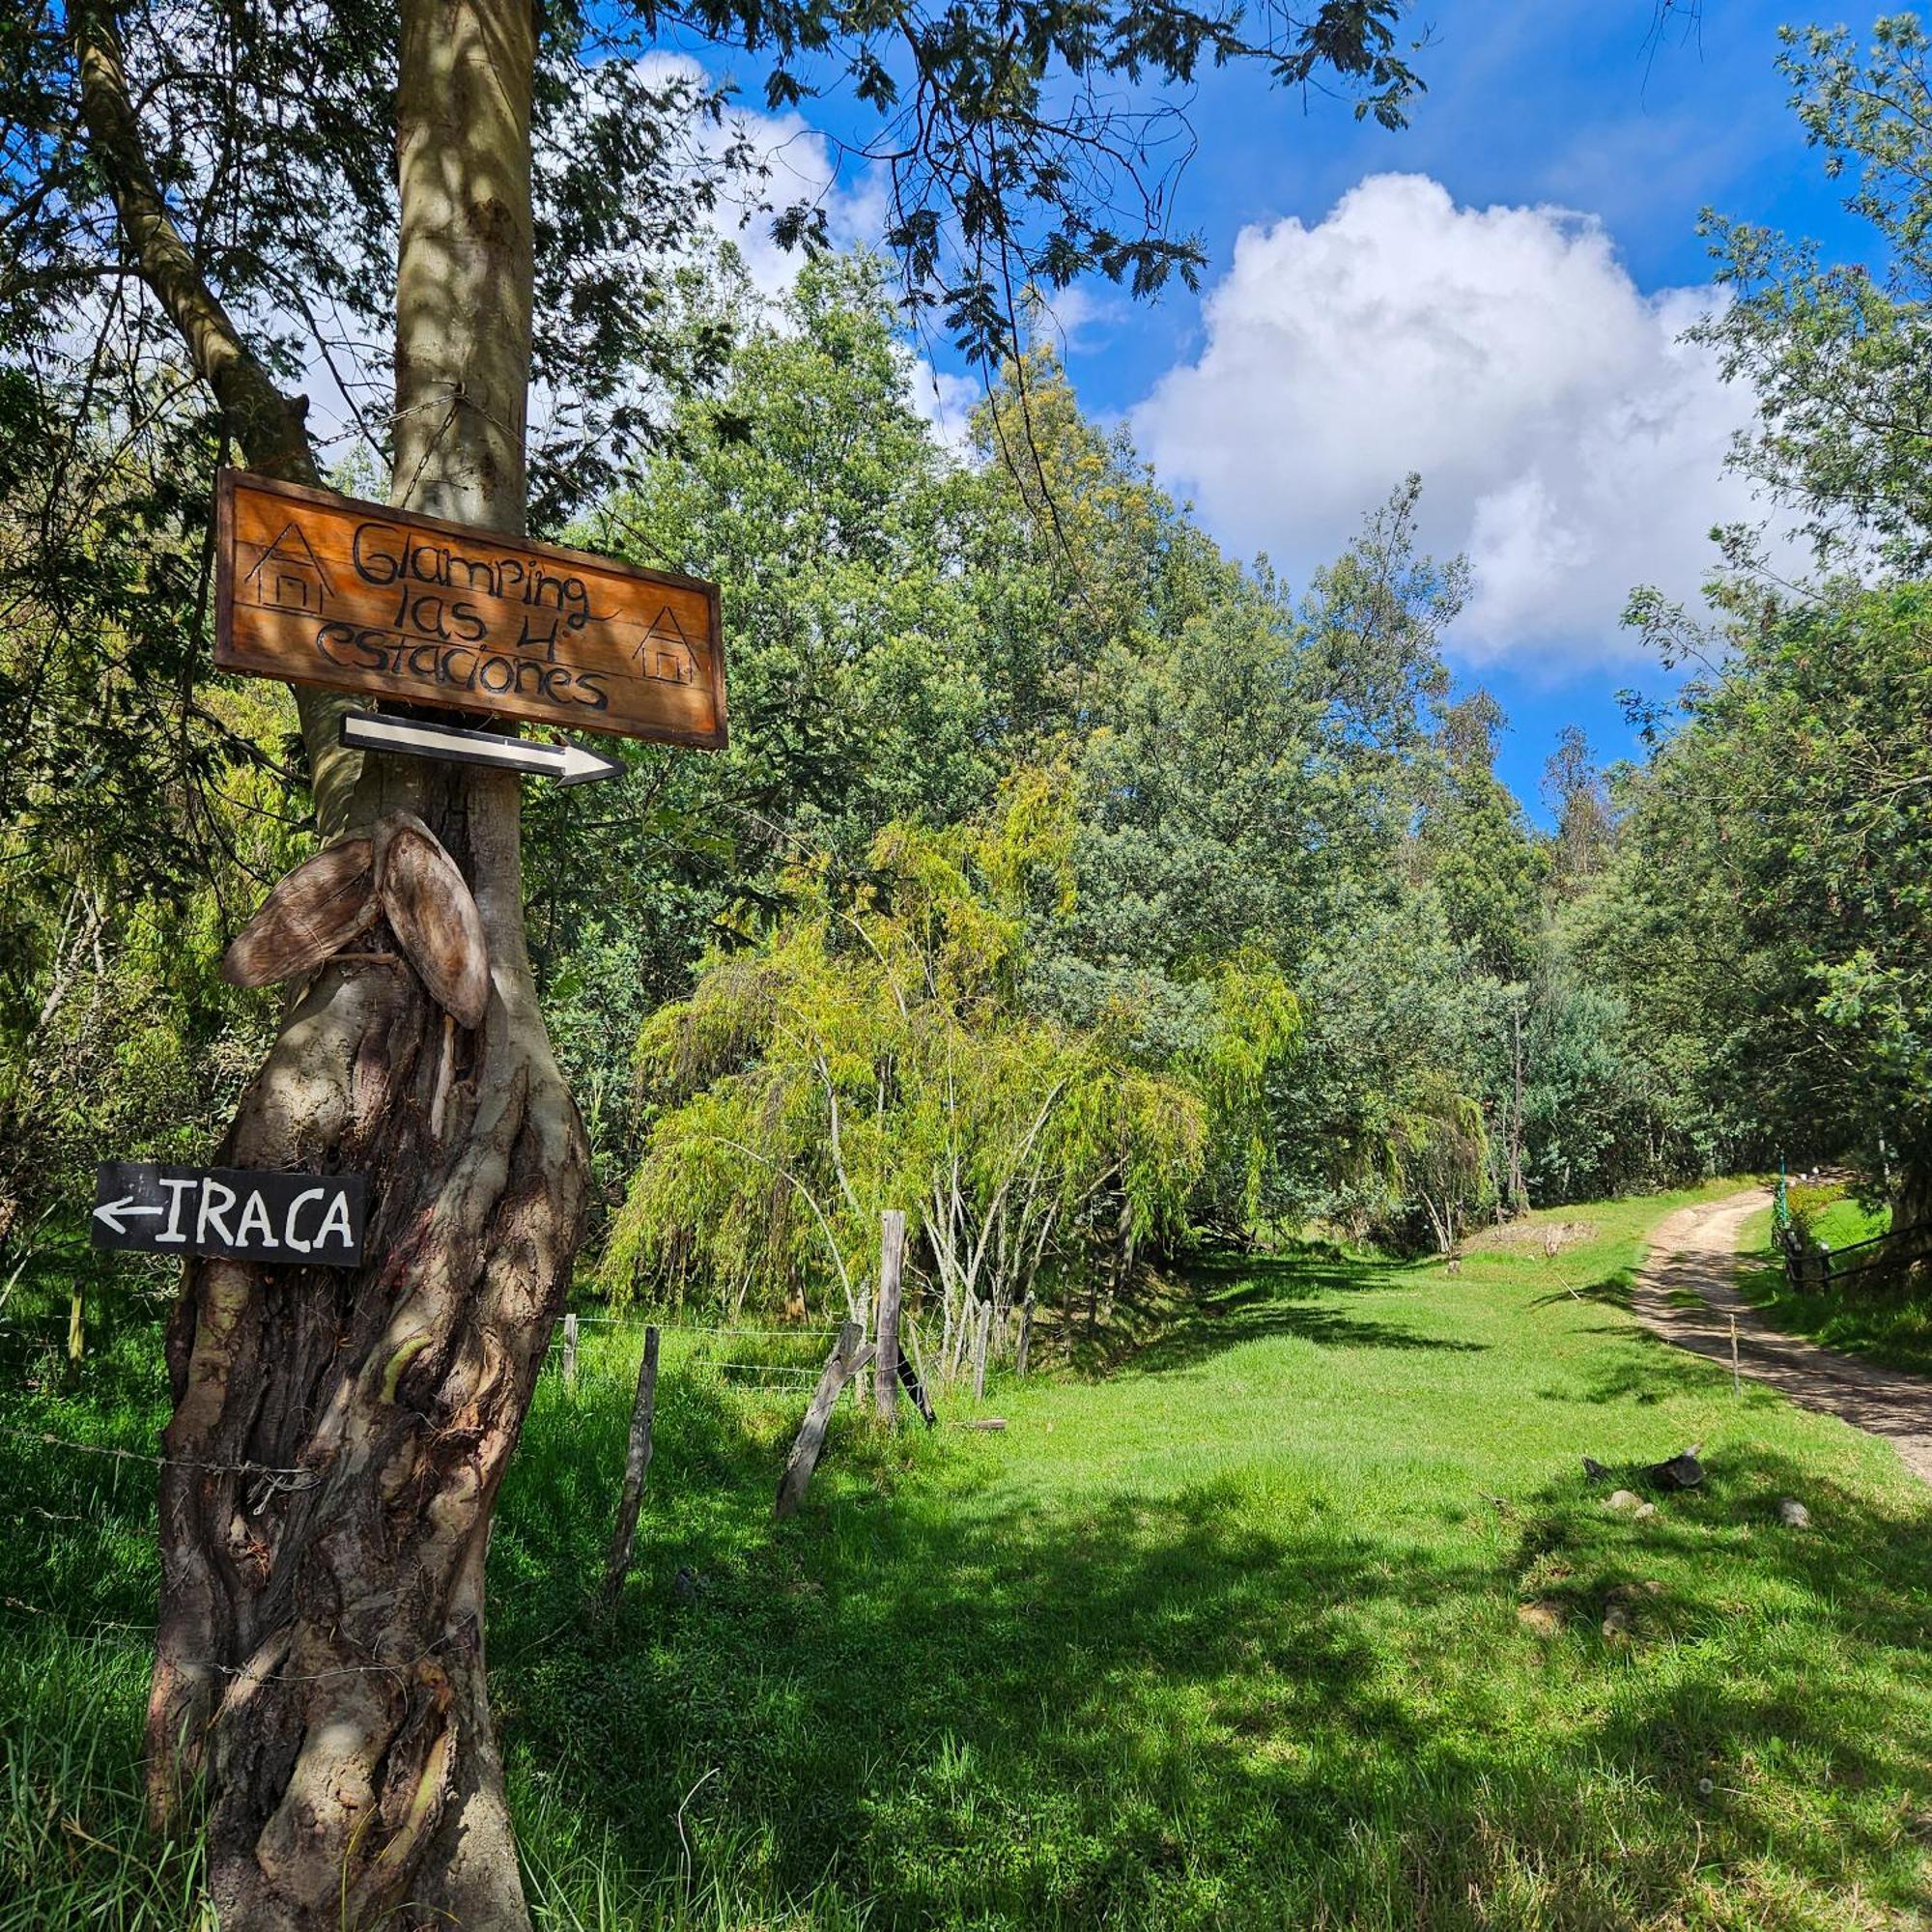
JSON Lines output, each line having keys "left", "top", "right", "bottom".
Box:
{"left": 1111, "top": 1247, "right": 1487, "bottom": 1379}
{"left": 1500, "top": 1444, "right": 1932, "bottom": 1880}
{"left": 1527, "top": 1264, "right": 1637, "bottom": 1313}
{"left": 492, "top": 1350, "right": 1932, "bottom": 1931}
{"left": 1562, "top": 1324, "right": 1751, "bottom": 1407}
{"left": 3, "top": 1305, "right": 1927, "bottom": 1930}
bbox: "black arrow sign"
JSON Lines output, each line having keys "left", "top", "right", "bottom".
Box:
{"left": 93, "top": 1163, "right": 367, "bottom": 1266}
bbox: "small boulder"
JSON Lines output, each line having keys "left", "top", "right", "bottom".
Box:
{"left": 1646, "top": 1444, "right": 1705, "bottom": 1491}
{"left": 1776, "top": 1496, "right": 1812, "bottom": 1529}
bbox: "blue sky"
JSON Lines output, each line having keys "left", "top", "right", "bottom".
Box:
{"left": 668, "top": 2, "right": 1871, "bottom": 818}
{"left": 1034, "top": 3, "right": 1865, "bottom": 813}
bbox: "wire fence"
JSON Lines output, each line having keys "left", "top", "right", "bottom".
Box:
{"left": 0, "top": 1422, "right": 320, "bottom": 1490}
{"left": 560, "top": 1317, "right": 841, "bottom": 1338}
{"left": 1776, "top": 1216, "right": 1932, "bottom": 1290}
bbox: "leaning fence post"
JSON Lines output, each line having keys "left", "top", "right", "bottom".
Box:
{"left": 602, "top": 1325, "right": 660, "bottom": 1605}
{"left": 873, "top": 1210, "right": 907, "bottom": 1429}
{"left": 562, "top": 1311, "right": 579, "bottom": 1387}
{"left": 776, "top": 1321, "right": 873, "bottom": 1520}
{"left": 1015, "top": 1292, "right": 1036, "bottom": 1378}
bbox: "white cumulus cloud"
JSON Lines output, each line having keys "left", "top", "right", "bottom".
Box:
{"left": 1132, "top": 174, "right": 1774, "bottom": 668}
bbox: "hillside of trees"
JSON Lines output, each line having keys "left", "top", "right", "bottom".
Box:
{"left": 6, "top": 234, "right": 1925, "bottom": 1342}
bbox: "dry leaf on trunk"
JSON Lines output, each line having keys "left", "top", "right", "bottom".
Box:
{"left": 375, "top": 810, "right": 490, "bottom": 1029}
{"left": 220, "top": 838, "right": 379, "bottom": 988}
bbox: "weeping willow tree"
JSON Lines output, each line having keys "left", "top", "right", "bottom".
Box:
{"left": 600, "top": 773, "right": 1296, "bottom": 1357}
{"left": 1392, "top": 1077, "right": 1491, "bottom": 1254}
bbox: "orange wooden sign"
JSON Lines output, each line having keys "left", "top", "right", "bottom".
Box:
{"left": 215, "top": 470, "right": 725, "bottom": 748}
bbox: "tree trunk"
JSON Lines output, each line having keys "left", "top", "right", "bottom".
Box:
{"left": 1893, "top": 1149, "right": 1932, "bottom": 1291}
{"left": 1507, "top": 993, "right": 1527, "bottom": 1218}
{"left": 141, "top": 2, "right": 584, "bottom": 1926}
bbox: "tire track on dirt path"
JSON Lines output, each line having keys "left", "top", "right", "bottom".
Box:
{"left": 1631, "top": 1188, "right": 1932, "bottom": 1488}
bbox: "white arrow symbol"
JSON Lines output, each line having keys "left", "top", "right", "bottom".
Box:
{"left": 94, "top": 1196, "right": 166, "bottom": 1235}
{"left": 340, "top": 712, "right": 621, "bottom": 786}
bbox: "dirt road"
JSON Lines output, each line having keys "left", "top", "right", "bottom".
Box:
{"left": 1632, "top": 1188, "right": 1932, "bottom": 1488}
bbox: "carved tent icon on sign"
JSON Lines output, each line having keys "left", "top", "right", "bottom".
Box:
{"left": 631, "top": 603, "right": 697, "bottom": 685}
{"left": 242, "top": 520, "right": 335, "bottom": 615}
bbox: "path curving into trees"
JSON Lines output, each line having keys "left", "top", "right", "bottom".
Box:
{"left": 1632, "top": 1190, "right": 1932, "bottom": 1488}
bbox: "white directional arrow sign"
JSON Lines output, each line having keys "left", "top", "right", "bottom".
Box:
{"left": 340, "top": 711, "right": 622, "bottom": 785}
{"left": 93, "top": 1197, "right": 166, "bottom": 1236}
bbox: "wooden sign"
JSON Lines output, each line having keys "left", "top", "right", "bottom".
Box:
{"left": 93, "top": 1162, "right": 367, "bottom": 1266}
{"left": 216, "top": 470, "right": 725, "bottom": 748}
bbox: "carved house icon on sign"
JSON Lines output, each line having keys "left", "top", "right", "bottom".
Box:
{"left": 243, "top": 522, "right": 335, "bottom": 615}
{"left": 631, "top": 603, "right": 697, "bottom": 685}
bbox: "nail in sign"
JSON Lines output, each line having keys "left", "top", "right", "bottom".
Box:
{"left": 216, "top": 470, "right": 725, "bottom": 748}
{"left": 93, "top": 1163, "right": 367, "bottom": 1266}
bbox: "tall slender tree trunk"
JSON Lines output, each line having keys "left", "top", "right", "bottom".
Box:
{"left": 138, "top": 2, "right": 584, "bottom": 1925}
{"left": 1507, "top": 992, "right": 1527, "bottom": 1218}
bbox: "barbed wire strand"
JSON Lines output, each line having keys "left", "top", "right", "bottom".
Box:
{"left": 0, "top": 1594, "right": 458, "bottom": 1687}
{"left": 0, "top": 1425, "right": 321, "bottom": 1491}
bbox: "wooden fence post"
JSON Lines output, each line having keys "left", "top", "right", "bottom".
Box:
{"left": 601, "top": 1325, "right": 660, "bottom": 1605}
{"left": 873, "top": 1210, "right": 906, "bottom": 1429}
{"left": 562, "top": 1311, "right": 579, "bottom": 1387}
{"left": 1015, "top": 1293, "right": 1036, "bottom": 1378}
{"left": 776, "top": 1321, "right": 873, "bottom": 1520}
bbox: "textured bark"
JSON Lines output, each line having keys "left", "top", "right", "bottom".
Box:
{"left": 131, "top": 0, "right": 582, "bottom": 1925}
{"left": 218, "top": 840, "right": 380, "bottom": 988}
{"left": 601, "top": 1326, "right": 660, "bottom": 1605}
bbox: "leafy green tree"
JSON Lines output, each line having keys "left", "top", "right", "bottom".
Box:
{"left": 592, "top": 256, "right": 1005, "bottom": 859}
{"left": 1517, "top": 970, "right": 1707, "bottom": 1205}
{"left": 1696, "top": 17, "right": 1932, "bottom": 568}
{"left": 1270, "top": 885, "right": 1497, "bottom": 1248}
{"left": 971, "top": 347, "right": 1244, "bottom": 740}
{"left": 1584, "top": 584, "right": 1932, "bottom": 1221}
{"left": 1063, "top": 478, "right": 1464, "bottom": 984}
{"left": 1414, "top": 690, "right": 1546, "bottom": 982}
{"left": 533, "top": 257, "right": 1018, "bottom": 1199}
{"left": 603, "top": 774, "right": 1296, "bottom": 1346}
{"left": 1542, "top": 724, "right": 1616, "bottom": 898}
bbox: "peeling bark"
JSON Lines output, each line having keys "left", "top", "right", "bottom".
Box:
{"left": 121, "top": 0, "right": 582, "bottom": 1924}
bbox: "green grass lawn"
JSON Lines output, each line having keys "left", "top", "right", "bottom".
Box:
{"left": 4, "top": 1186, "right": 1930, "bottom": 1929}
{"left": 1735, "top": 1196, "right": 1932, "bottom": 1379}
